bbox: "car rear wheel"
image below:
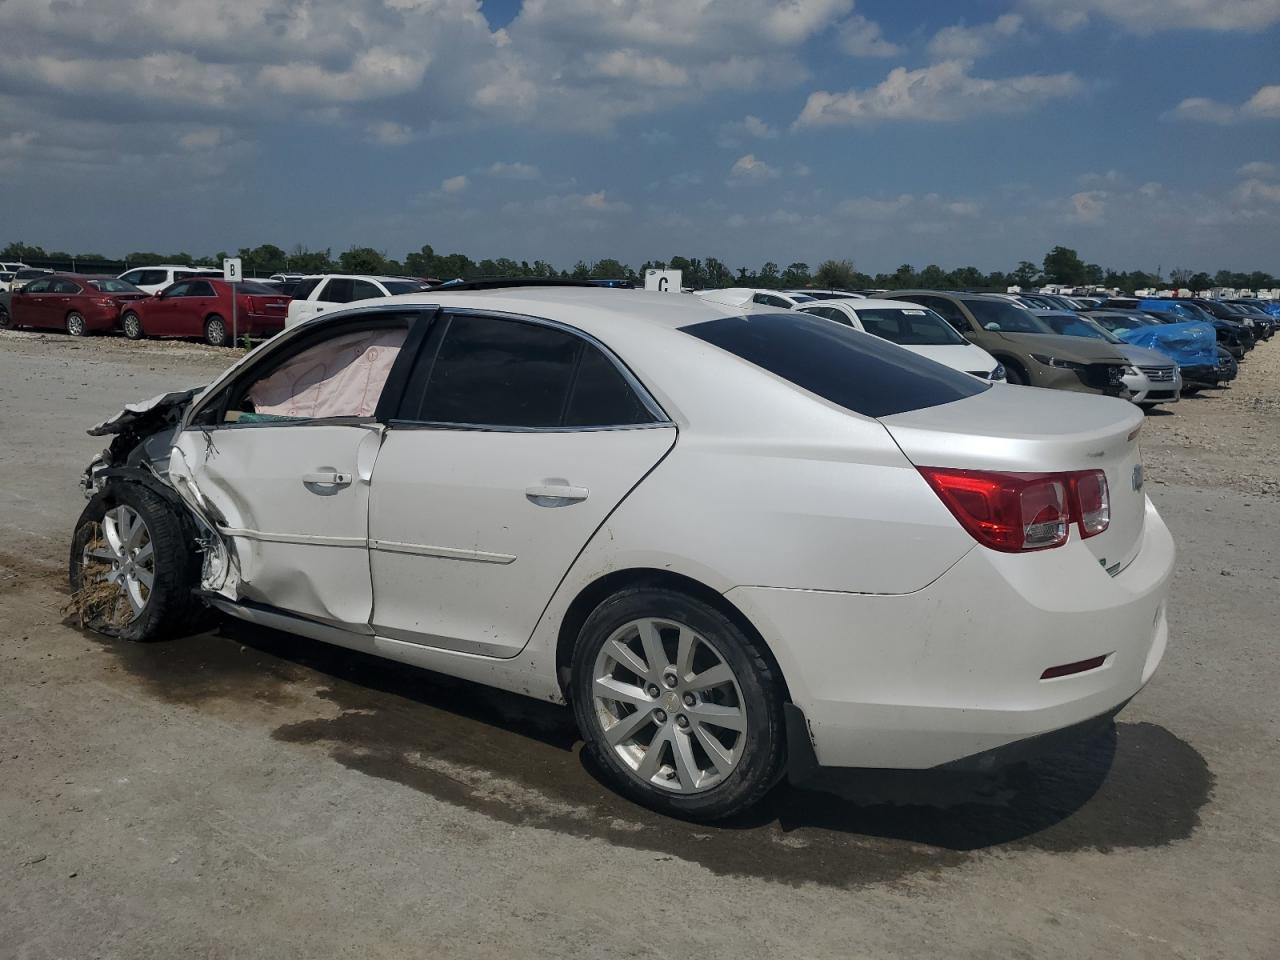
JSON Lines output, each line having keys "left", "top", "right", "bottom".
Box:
{"left": 1002, "top": 360, "right": 1029, "bottom": 386}
{"left": 65, "top": 311, "right": 87, "bottom": 337}
{"left": 570, "top": 587, "right": 786, "bottom": 821}
{"left": 204, "top": 315, "right": 228, "bottom": 347}
{"left": 0, "top": 305, "right": 11, "bottom": 329}
{"left": 69, "top": 484, "right": 204, "bottom": 642}
{"left": 122, "top": 311, "right": 144, "bottom": 340}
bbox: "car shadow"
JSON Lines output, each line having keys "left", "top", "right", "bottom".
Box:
{"left": 97, "top": 619, "right": 1214, "bottom": 888}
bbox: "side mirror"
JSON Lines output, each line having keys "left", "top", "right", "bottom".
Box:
{"left": 984, "top": 322, "right": 1001, "bottom": 331}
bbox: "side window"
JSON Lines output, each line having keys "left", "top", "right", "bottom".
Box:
{"left": 186, "top": 280, "right": 216, "bottom": 297}
{"left": 141, "top": 270, "right": 167, "bottom": 287}
{"left": 292, "top": 277, "right": 323, "bottom": 300}
{"left": 52, "top": 279, "right": 82, "bottom": 294}
{"left": 220, "top": 323, "right": 411, "bottom": 424}
{"left": 163, "top": 282, "right": 192, "bottom": 298}
{"left": 321, "top": 278, "right": 355, "bottom": 303}
{"left": 402, "top": 314, "right": 654, "bottom": 429}
{"left": 24, "top": 278, "right": 52, "bottom": 294}
{"left": 753, "top": 293, "right": 790, "bottom": 309}
{"left": 120, "top": 270, "right": 145, "bottom": 285}
{"left": 351, "top": 279, "right": 385, "bottom": 301}
{"left": 920, "top": 296, "right": 970, "bottom": 333}
{"left": 820, "top": 307, "right": 853, "bottom": 326}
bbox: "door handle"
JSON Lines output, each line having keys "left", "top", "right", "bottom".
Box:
{"left": 526, "top": 480, "right": 588, "bottom": 507}
{"left": 302, "top": 471, "right": 352, "bottom": 487}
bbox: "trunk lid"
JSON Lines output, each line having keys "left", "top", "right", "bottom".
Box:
{"left": 241, "top": 294, "right": 290, "bottom": 317}
{"left": 879, "top": 386, "right": 1146, "bottom": 572}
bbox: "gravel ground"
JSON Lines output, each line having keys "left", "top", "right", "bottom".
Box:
{"left": 1, "top": 329, "right": 1278, "bottom": 960}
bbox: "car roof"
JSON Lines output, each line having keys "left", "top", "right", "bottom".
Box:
{"left": 298, "top": 274, "right": 412, "bottom": 282}
{"left": 803, "top": 297, "right": 942, "bottom": 311}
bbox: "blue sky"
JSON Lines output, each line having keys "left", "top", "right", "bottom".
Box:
{"left": 1, "top": 0, "right": 1278, "bottom": 274}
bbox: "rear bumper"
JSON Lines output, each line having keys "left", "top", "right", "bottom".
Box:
{"left": 728, "top": 497, "right": 1174, "bottom": 770}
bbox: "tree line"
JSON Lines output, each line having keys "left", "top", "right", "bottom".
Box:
{"left": 3, "top": 241, "right": 1274, "bottom": 294}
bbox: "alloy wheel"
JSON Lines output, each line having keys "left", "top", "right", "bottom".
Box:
{"left": 206, "top": 317, "right": 226, "bottom": 346}
{"left": 81, "top": 504, "right": 155, "bottom": 624}
{"left": 591, "top": 617, "right": 748, "bottom": 794}
{"left": 66, "top": 312, "right": 86, "bottom": 336}
{"left": 123, "top": 313, "right": 142, "bottom": 339}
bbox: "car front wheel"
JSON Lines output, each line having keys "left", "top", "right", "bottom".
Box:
{"left": 570, "top": 587, "right": 787, "bottom": 821}
{"left": 69, "top": 484, "right": 203, "bottom": 642}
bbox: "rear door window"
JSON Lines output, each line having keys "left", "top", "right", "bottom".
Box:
{"left": 681, "top": 312, "right": 987, "bottom": 419}
{"left": 399, "top": 313, "right": 656, "bottom": 429}
{"left": 293, "top": 277, "right": 323, "bottom": 300}
{"left": 351, "top": 279, "right": 385, "bottom": 301}
{"left": 322, "top": 278, "right": 356, "bottom": 303}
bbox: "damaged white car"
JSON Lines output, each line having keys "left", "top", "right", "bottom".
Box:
{"left": 72, "top": 283, "right": 1175, "bottom": 820}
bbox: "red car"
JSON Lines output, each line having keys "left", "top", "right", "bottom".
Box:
{"left": 3, "top": 274, "right": 149, "bottom": 336}
{"left": 121, "top": 278, "right": 291, "bottom": 346}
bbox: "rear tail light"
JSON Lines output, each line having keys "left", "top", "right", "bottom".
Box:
{"left": 1073, "top": 470, "right": 1109, "bottom": 538}
{"left": 92, "top": 297, "right": 117, "bottom": 306}
{"left": 918, "top": 466, "right": 1111, "bottom": 553}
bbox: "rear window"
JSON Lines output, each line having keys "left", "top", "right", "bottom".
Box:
{"left": 681, "top": 312, "right": 988, "bottom": 419}
{"left": 383, "top": 280, "right": 430, "bottom": 295}
{"left": 238, "top": 280, "right": 279, "bottom": 295}
{"left": 854, "top": 307, "right": 965, "bottom": 346}
{"left": 87, "top": 278, "right": 140, "bottom": 293}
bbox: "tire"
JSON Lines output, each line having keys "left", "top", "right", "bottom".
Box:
{"left": 1002, "top": 360, "right": 1029, "bottom": 386}
{"left": 204, "top": 315, "right": 228, "bottom": 347}
{"left": 122, "top": 311, "right": 144, "bottom": 340}
{"left": 1182, "top": 386, "right": 1201, "bottom": 396}
{"left": 68, "top": 483, "right": 204, "bottom": 642}
{"left": 65, "top": 311, "right": 87, "bottom": 337}
{"left": 0, "top": 305, "right": 11, "bottom": 329}
{"left": 570, "top": 587, "right": 786, "bottom": 821}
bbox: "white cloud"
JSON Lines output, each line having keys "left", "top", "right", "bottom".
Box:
{"left": 928, "top": 14, "right": 1024, "bottom": 60}
{"left": 486, "top": 161, "right": 540, "bottom": 180}
{"left": 795, "top": 60, "right": 1082, "bottom": 127}
{"left": 366, "top": 121, "right": 418, "bottom": 146}
{"left": 835, "top": 14, "right": 901, "bottom": 57}
{"left": 441, "top": 174, "right": 469, "bottom": 194}
{"left": 1239, "top": 161, "right": 1279, "bottom": 178}
{"left": 727, "top": 153, "right": 781, "bottom": 185}
{"left": 1164, "top": 85, "right": 1280, "bottom": 124}
{"left": 259, "top": 47, "right": 427, "bottom": 102}
{"left": 1069, "top": 190, "right": 1108, "bottom": 223}
{"left": 717, "top": 114, "right": 779, "bottom": 146}
{"left": 1022, "top": 0, "right": 1280, "bottom": 33}
{"left": 589, "top": 49, "right": 689, "bottom": 87}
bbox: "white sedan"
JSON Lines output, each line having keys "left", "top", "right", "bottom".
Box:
{"left": 73, "top": 286, "right": 1174, "bottom": 820}
{"left": 800, "top": 298, "right": 1005, "bottom": 381}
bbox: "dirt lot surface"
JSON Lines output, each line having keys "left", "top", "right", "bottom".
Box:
{"left": 2, "top": 329, "right": 1278, "bottom": 959}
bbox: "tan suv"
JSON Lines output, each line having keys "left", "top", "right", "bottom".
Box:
{"left": 888, "top": 291, "right": 1130, "bottom": 395}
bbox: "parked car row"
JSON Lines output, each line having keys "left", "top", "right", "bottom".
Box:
{"left": 0, "top": 270, "right": 435, "bottom": 346}
{"left": 696, "top": 285, "right": 1272, "bottom": 413}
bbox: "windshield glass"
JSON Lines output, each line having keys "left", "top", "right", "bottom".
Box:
{"left": 1039, "top": 313, "right": 1122, "bottom": 343}
{"left": 87, "top": 278, "right": 141, "bottom": 293}
{"left": 854, "top": 307, "right": 966, "bottom": 345}
{"left": 1089, "top": 313, "right": 1146, "bottom": 331}
{"left": 682, "top": 312, "right": 988, "bottom": 419}
{"left": 962, "top": 298, "right": 1050, "bottom": 334}
{"left": 383, "top": 280, "right": 431, "bottom": 295}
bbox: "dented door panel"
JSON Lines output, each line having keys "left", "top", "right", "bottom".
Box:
{"left": 171, "top": 424, "right": 382, "bottom": 629}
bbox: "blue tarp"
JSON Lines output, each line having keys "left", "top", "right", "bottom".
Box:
{"left": 1115, "top": 321, "right": 1218, "bottom": 367}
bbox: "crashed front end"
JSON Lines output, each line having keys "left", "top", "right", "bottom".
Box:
{"left": 82, "top": 388, "right": 237, "bottom": 599}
